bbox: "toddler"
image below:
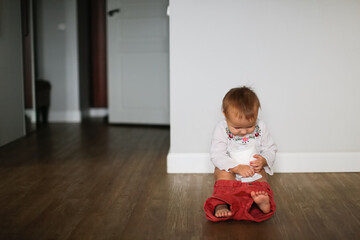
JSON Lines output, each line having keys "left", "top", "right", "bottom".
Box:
{"left": 204, "top": 86, "right": 277, "bottom": 222}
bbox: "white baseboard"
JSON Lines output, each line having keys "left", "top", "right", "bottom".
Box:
{"left": 167, "top": 152, "right": 360, "bottom": 173}
{"left": 47, "top": 109, "right": 108, "bottom": 122}
{"left": 49, "top": 111, "right": 81, "bottom": 122}
{"left": 25, "top": 109, "right": 36, "bottom": 123}
{"left": 24, "top": 109, "right": 81, "bottom": 123}
{"left": 89, "top": 108, "right": 108, "bottom": 117}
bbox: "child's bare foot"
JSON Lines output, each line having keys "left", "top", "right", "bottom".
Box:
{"left": 214, "top": 204, "right": 232, "bottom": 218}
{"left": 251, "top": 191, "right": 271, "bottom": 214}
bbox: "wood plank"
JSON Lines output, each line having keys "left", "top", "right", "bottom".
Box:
{"left": 0, "top": 121, "right": 359, "bottom": 239}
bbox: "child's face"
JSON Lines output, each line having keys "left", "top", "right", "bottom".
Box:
{"left": 225, "top": 110, "right": 257, "bottom": 137}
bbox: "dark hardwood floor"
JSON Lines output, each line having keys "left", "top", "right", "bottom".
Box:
{"left": 0, "top": 120, "right": 359, "bottom": 240}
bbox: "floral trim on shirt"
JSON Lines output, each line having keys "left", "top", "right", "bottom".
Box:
{"left": 226, "top": 125, "right": 261, "bottom": 144}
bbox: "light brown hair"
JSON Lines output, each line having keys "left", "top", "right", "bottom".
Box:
{"left": 222, "top": 86, "right": 261, "bottom": 120}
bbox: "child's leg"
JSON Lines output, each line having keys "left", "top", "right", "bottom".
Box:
{"left": 213, "top": 168, "right": 235, "bottom": 217}
{"left": 251, "top": 170, "right": 271, "bottom": 213}
{"left": 214, "top": 204, "right": 232, "bottom": 218}
{"left": 251, "top": 191, "right": 271, "bottom": 214}
{"left": 255, "top": 169, "right": 268, "bottom": 182}
{"left": 214, "top": 167, "right": 236, "bottom": 181}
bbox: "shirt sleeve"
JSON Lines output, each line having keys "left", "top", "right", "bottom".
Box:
{"left": 210, "top": 121, "right": 240, "bottom": 171}
{"left": 258, "top": 120, "right": 278, "bottom": 175}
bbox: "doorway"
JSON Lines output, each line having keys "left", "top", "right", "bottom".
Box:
{"left": 107, "top": 0, "right": 170, "bottom": 125}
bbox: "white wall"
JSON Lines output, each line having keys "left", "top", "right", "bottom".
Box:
{"left": 35, "top": 0, "right": 80, "bottom": 122}
{"left": 0, "top": 0, "right": 25, "bottom": 146}
{"left": 168, "top": 0, "right": 360, "bottom": 173}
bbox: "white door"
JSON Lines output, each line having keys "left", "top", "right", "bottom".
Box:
{"left": 107, "top": 0, "right": 169, "bottom": 124}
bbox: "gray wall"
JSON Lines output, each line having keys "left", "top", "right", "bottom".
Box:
{"left": 168, "top": 0, "right": 360, "bottom": 173}
{"left": 0, "top": 0, "right": 25, "bottom": 146}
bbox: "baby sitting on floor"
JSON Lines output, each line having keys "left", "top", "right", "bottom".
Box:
{"left": 204, "top": 86, "right": 277, "bottom": 222}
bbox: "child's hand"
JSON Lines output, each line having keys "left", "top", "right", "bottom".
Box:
{"left": 250, "top": 155, "right": 267, "bottom": 173}
{"left": 230, "top": 164, "right": 255, "bottom": 178}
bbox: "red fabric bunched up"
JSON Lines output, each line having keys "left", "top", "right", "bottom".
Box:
{"left": 204, "top": 180, "right": 276, "bottom": 222}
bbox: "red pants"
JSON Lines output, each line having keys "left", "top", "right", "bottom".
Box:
{"left": 204, "top": 180, "right": 276, "bottom": 222}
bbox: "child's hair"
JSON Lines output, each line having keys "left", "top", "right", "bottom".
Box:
{"left": 222, "top": 86, "right": 261, "bottom": 120}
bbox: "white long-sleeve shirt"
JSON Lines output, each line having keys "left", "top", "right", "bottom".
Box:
{"left": 210, "top": 119, "right": 278, "bottom": 175}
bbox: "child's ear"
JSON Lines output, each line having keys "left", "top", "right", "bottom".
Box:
{"left": 222, "top": 112, "right": 227, "bottom": 119}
